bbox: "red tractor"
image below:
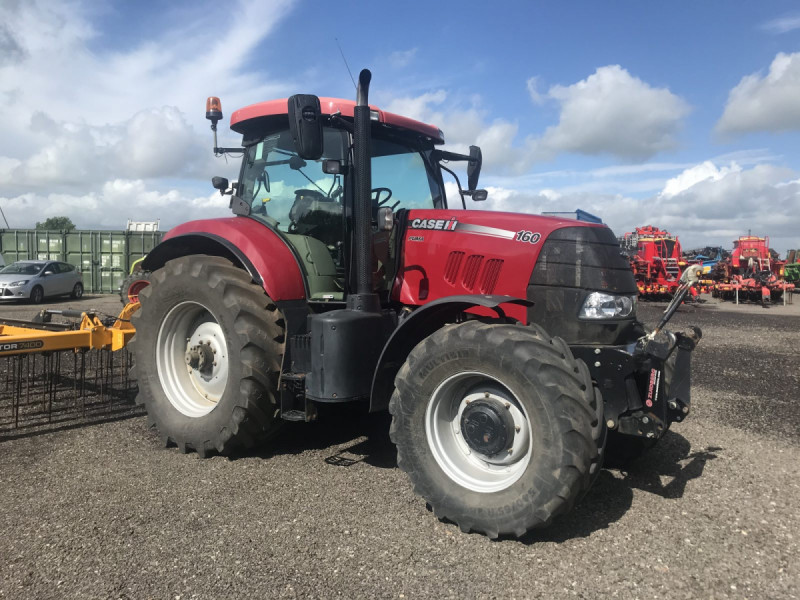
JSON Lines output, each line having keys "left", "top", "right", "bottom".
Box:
{"left": 131, "top": 70, "right": 701, "bottom": 538}
{"left": 621, "top": 225, "right": 687, "bottom": 300}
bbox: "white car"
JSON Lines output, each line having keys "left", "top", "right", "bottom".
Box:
{"left": 0, "top": 260, "right": 84, "bottom": 303}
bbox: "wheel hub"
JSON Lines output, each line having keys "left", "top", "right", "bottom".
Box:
{"left": 156, "top": 302, "right": 229, "bottom": 418}
{"left": 185, "top": 342, "right": 215, "bottom": 374}
{"left": 425, "top": 372, "right": 533, "bottom": 494}
{"left": 460, "top": 400, "right": 515, "bottom": 456}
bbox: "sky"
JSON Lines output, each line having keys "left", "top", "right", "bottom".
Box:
{"left": 1, "top": 0, "right": 800, "bottom": 254}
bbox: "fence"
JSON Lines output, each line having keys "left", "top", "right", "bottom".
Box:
{"left": 0, "top": 229, "right": 162, "bottom": 294}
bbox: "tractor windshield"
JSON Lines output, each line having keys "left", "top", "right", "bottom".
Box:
{"left": 239, "top": 127, "right": 348, "bottom": 236}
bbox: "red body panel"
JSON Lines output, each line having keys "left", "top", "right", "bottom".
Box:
{"left": 730, "top": 235, "right": 771, "bottom": 270}
{"left": 230, "top": 97, "right": 444, "bottom": 143}
{"left": 394, "top": 210, "right": 604, "bottom": 323}
{"left": 163, "top": 218, "right": 306, "bottom": 301}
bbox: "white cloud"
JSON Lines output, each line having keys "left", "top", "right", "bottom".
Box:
{"left": 717, "top": 52, "right": 800, "bottom": 134}
{"left": 660, "top": 161, "right": 742, "bottom": 198}
{"left": 473, "top": 160, "right": 800, "bottom": 253}
{"left": 0, "top": 180, "right": 230, "bottom": 230}
{"left": 384, "top": 91, "right": 527, "bottom": 170}
{"left": 0, "top": 107, "right": 214, "bottom": 191}
{"left": 535, "top": 65, "right": 690, "bottom": 160}
{"left": 526, "top": 77, "right": 546, "bottom": 105}
{"left": 388, "top": 48, "right": 417, "bottom": 69}
{"left": 761, "top": 13, "right": 800, "bottom": 34}
{"left": 385, "top": 65, "right": 689, "bottom": 175}
{"left": 0, "top": 0, "right": 296, "bottom": 231}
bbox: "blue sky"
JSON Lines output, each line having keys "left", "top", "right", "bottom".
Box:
{"left": 1, "top": 0, "right": 799, "bottom": 252}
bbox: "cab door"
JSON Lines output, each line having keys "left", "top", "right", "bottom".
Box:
{"left": 368, "top": 136, "right": 442, "bottom": 298}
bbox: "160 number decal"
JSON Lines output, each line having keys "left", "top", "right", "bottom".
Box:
{"left": 515, "top": 230, "right": 541, "bottom": 244}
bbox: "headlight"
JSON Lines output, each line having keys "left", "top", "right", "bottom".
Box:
{"left": 9, "top": 280, "right": 29, "bottom": 287}
{"left": 579, "top": 292, "right": 636, "bottom": 319}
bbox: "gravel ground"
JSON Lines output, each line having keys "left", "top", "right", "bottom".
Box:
{"left": 0, "top": 294, "right": 798, "bottom": 599}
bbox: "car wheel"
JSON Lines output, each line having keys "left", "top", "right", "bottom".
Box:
{"left": 30, "top": 285, "right": 44, "bottom": 304}
{"left": 71, "top": 282, "right": 84, "bottom": 299}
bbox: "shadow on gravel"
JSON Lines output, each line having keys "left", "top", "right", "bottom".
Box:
{"left": 516, "top": 431, "right": 720, "bottom": 545}
{"left": 618, "top": 433, "right": 720, "bottom": 500}
{"left": 236, "top": 406, "right": 398, "bottom": 469}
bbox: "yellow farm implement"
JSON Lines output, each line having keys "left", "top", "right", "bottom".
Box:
{"left": 0, "top": 304, "right": 140, "bottom": 436}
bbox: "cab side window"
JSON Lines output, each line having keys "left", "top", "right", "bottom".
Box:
{"left": 371, "top": 138, "right": 439, "bottom": 211}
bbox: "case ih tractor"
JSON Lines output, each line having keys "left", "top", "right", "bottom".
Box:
{"left": 131, "top": 70, "right": 702, "bottom": 538}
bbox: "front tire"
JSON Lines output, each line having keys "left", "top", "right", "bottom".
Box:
{"left": 389, "top": 321, "right": 605, "bottom": 538}
{"left": 30, "top": 285, "right": 44, "bottom": 304}
{"left": 130, "top": 255, "right": 285, "bottom": 457}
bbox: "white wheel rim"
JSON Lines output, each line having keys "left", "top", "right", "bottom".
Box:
{"left": 156, "top": 301, "right": 229, "bottom": 418}
{"left": 425, "top": 371, "right": 532, "bottom": 493}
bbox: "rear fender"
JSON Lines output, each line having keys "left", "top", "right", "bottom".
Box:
{"left": 142, "top": 218, "right": 306, "bottom": 301}
{"left": 369, "top": 295, "right": 531, "bottom": 412}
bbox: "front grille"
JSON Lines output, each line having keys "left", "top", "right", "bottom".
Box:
{"left": 527, "top": 226, "right": 641, "bottom": 345}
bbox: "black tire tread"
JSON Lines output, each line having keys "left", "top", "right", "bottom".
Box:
{"left": 130, "top": 255, "right": 284, "bottom": 457}
{"left": 389, "top": 319, "right": 605, "bottom": 538}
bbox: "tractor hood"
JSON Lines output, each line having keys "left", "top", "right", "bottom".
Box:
{"left": 397, "top": 209, "right": 639, "bottom": 343}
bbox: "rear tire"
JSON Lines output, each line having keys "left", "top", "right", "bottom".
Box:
{"left": 389, "top": 320, "right": 605, "bottom": 538}
{"left": 70, "top": 282, "right": 83, "bottom": 299}
{"left": 130, "top": 255, "right": 285, "bottom": 457}
{"left": 120, "top": 271, "right": 151, "bottom": 305}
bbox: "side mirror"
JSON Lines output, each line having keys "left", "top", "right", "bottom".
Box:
{"left": 467, "top": 145, "right": 482, "bottom": 191}
{"left": 212, "top": 176, "right": 229, "bottom": 194}
{"left": 43, "top": 271, "right": 53, "bottom": 276}
{"left": 469, "top": 189, "right": 488, "bottom": 202}
{"left": 323, "top": 159, "right": 343, "bottom": 174}
{"left": 288, "top": 94, "right": 323, "bottom": 160}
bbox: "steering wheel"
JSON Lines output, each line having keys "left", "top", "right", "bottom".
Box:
{"left": 372, "top": 187, "right": 393, "bottom": 206}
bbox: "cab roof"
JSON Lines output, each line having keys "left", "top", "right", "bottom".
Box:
{"left": 230, "top": 97, "right": 445, "bottom": 144}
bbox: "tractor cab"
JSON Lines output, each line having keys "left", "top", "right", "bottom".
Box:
{"left": 219, "top": 97, "right": 453, "bottom": 304}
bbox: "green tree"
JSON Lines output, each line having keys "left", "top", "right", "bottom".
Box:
{"left": 35, "top": 216, "right": 76, "bottom": 231}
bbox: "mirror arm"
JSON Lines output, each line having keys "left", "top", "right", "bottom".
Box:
{"left": 432, "top": 149, "right": 472, "bottom": 162}
{"left": 439, "top": 163, "right": 466, "bottom": 210}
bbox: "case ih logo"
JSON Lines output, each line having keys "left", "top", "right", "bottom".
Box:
{"left": 0, "top": 340, "right": 44, "bottom": 353}
{"left": 410, "top": 218, "right": 458, "bottom": 231}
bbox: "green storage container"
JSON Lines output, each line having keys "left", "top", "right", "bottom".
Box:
{"left": 0, "top": 229, "right": 162, "bottom": 294}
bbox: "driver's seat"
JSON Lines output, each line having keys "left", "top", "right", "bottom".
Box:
{"left": 289, "top": 191, "right": 342, "bottom": 249}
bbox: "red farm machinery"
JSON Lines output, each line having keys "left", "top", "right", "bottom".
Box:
{"left": 710, "top": 235, "right": 795, "bottom": 304}
{"left": 620, "top": 226, "right": 690, "bottom": 300}
{"left": 0, "top": 70, "right": 704, "bottom": 538}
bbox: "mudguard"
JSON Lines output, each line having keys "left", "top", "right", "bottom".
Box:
{"left": 369, "top": 295, "right": 531, "bottom": 412}
{"left": 142, "top": 217, "right": 306, "bottom": 301}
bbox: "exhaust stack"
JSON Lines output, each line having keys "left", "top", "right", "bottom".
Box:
{"left": 349, "top": 69, "right": 379, "bottom": 312}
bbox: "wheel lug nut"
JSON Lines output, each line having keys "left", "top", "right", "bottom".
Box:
{"left": 515, "top": 426, "right": 520, "bottom": 432}
{"left": 504, "top": 402, "right": 511, "bottom": 410}
{"left": 484, "top": 391, "right": 490, "bottom": 398}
